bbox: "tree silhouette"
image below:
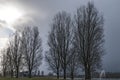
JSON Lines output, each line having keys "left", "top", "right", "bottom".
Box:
{"left": 74, "top": 2, "right": 104, "bottom": 80}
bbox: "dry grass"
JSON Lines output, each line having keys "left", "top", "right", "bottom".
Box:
{"left": 0, "top": 77, "right": 63, "bottom": 80}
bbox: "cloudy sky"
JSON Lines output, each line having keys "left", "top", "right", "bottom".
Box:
{"left": 0, "top": 0, "right": 120, "bottom": 74}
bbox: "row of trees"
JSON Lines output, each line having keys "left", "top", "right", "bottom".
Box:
{"left": 0, "top": 2, "right": 104, "bottom": 80}
{"left": 45, "top": 2, "right": 104, "bottom": 80}
{"left": 1, "top": 26, "right": 43, "bottom": 78}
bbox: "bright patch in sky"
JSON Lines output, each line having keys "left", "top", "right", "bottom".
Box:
{"left": 0, "top": 6, "right": 23, "bottom": 25}
{"left": 0, "top": 5, "right": 24, "bottom": 49}
{"left": 0, "top": 38, "right": 8, "bottom": 49}
{"left": 0, "top": 5, "right": 24, "bottom": 32}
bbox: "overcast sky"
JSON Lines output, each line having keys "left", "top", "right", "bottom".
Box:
{"left": 0, "top": 0, "right": 120, "bottom": 74}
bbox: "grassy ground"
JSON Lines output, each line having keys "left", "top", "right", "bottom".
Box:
{"left": 0, "top": 77, "right": 63, "bottom": 80}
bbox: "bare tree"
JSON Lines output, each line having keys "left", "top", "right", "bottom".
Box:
{"left": 1, "top": 45, "right": 15, "bottom": 77}
{"left": 45, "top": 25, "right": 61, "bottom": 79}
{"left": 22, "top": 26, "right": 43, "bottom": 78}
{"left": 57, "top": 12, "right": 73, "bottom": 80}
{"left": 46, "top": 11, "right": 72, "bottom": 80}
{"left": 1, "top": 48, "right": 8, "bottom": 77}
{"left": 8, "top": 31, "right": 23, "bottom": 78}
{"left": 67, "top": 45, "right": 79, "bottom": 80}
{"left": 6, "top": 46, "right": 14, "bottom": 78}
{"left": 74, "top": 2, "right": 104, "bottom": 80}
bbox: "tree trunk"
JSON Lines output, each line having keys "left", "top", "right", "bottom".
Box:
{"left": 29, "top": 69, "right": 32, "bottom": 78}
{"left": 71, "top": 71, "right": 74, "bottom": 80}
{"left": 57, "top": 70, "right": 59, "bottom": 79}
{"left": 88, "top": 67, "right": 91, "bottom": 80}
{"left": 16, "top": 67, "right": 19, "bottom": 78}
{"left": 3, "top": 70, "right": 6, "bottom": 77}
{"left": 63, "top": 68, "right": 66, "bottom": 80}
{"left": 11, "top": 69, "right": 13, "bottom": 78}
{"left": 85, "top": 66, "right": 91, "bottom": 80}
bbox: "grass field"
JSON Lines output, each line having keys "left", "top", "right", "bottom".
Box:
{"left": 0, "top": 77, "right": 63, "bottom": 80}
{"left": 0, "top": 77, "right": 120, "bottom": 80}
